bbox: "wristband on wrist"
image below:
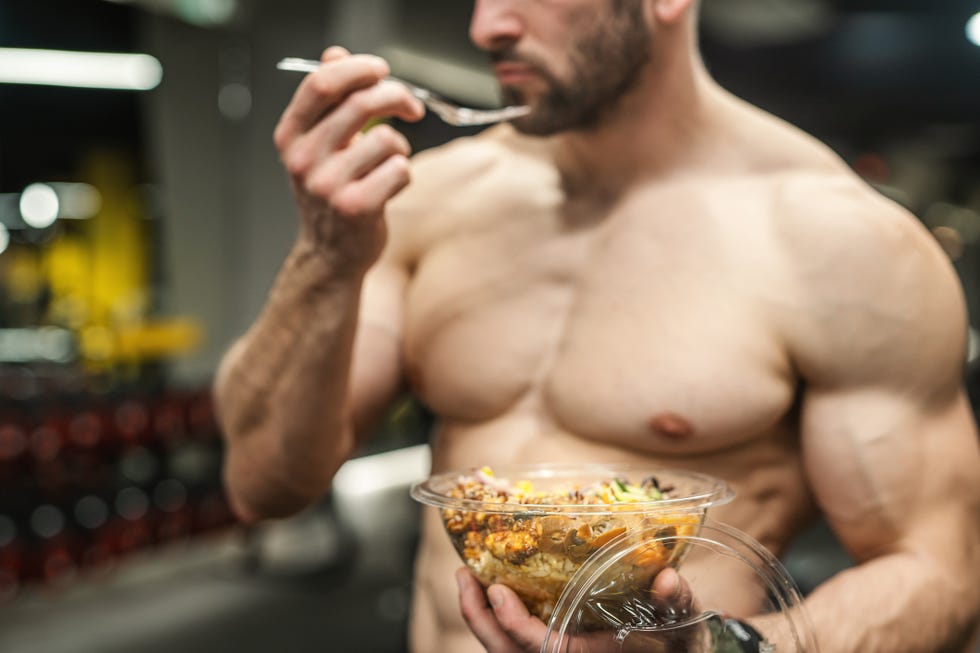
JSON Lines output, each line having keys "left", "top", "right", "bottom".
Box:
{"left": 707, "top": 613, "right": 774, "bottom": 652}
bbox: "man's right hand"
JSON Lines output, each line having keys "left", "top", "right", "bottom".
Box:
{"left": 273, "top": 46, "right": 426, "bottom": 275}
{"left": 458, "top": 566, "right": 708, "bottom": 653}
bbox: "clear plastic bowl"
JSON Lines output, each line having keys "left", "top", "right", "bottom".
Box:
{"left": 410, "top": 463, "right": 735, "bottom": 622}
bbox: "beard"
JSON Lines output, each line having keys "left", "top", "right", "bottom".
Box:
{"left": 496, "top": 0, "right": 651, "bottom": 136}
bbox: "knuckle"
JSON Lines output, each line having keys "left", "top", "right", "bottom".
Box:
{"left": 388, "top": 153, "right": 411, "bottom": 176}
{"left": 310, "top": 73, "right": 339, "bottom": 99}
{"left": 333, "top": 187, "right": 375, "bottom": 218}
{"left": 357, "top": 53, "right": 389, "bottom": 76}
{"left": 321, "top": 46, "right": 347, "bottom": 61}
{"left": 370, "top": 124, "right": 401, "bottom": 149}
{"left": 347, "top": 88, "right": 375, "bottom": 114}
{"left": 346, "top": 85, "right": 413, "bottom": 124}
{"left": 370, "top": 122, "right": 397, "bottom": 139}
{"left": 272, "top": 122, "right": 289, "bottom": 151}
{"left": 282, "top": 146, "right": 313, "bottom": 177}
{"left": 305, "top": 168, "right": 338, "bottom": 199}
{"left": 396, "top": 133, "right": 412, "bottom": 156}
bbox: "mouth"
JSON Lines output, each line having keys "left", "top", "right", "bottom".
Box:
{"left": 492, "top": 62, "right": 537, "bottom": 85}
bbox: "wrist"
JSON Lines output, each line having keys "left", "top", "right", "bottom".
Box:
{"left": 285, "top": 235, "right": 372, "bottom": 287}
{"left": 295, "top": 207, "right": 386, "bottom": 278}
{"left": 708, "top": 614, "right": 774, "bottom": 653}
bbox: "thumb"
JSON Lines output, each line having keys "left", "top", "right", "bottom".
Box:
{"left": 650, "top": 567, "right": 697, "bottom": 620}
{"left": 487, "top": 584, "right": 550, "bottom": 652}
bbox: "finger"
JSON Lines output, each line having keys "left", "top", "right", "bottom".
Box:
{"left": 320, "top": 80, "right": 425, "bottom": 149}
{"left": 326, "top": 153, "right": 411, "bottom": 220}
{"left": 313, "top": 124, "right": 411, "bottom": 191}
{"left": 456, "top": 568, "right": 525, "bottom": 653}
{"left": 487, "top": 584, "right": 550, "bottom": 652}
{"left": 650, "top": 567, "right": 697, "bottom": 619}
{"left": 275, "top": 54, "right": 389, "bottom": 148}
{"left": 283, "top": 81, "right": 423, "bottom": 178}
{"left": 320, "top": 45, "right": 350, "bottom": 62}
{"left": 651, "top": 567, "right": 688, "bottom": 605}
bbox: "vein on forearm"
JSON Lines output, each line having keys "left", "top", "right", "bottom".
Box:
{"left": 219, "top": 245, "right": 364, "bottom": 463}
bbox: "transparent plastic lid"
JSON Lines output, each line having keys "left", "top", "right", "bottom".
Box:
{"left": 542, "top": 521, "right": 819, "bottom": 652}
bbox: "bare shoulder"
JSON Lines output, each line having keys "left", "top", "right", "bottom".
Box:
{"left": 772, "top": 170, "right": 953, "bottom": 298}
{"left": 770, "top": 170, "right": 968, "bottom": 392}
{"left": 735, "top": 102, "right": 945, "bottom": 278}
{"left": 384, "top": 124, "right": 548, "bottom": 263}
{"left": 408, "top": 125, "right": 518, "bottom": 187}
{"left": 773, "top": 171, "right": 927, "bottom": 259}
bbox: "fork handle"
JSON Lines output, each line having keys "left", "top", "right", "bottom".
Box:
{"left": 277, "top": 57, "right": 431, "bottom": 100}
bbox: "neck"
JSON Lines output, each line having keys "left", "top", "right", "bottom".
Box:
{"left": 552, "top": 34, "right": 728, "bottom": 194}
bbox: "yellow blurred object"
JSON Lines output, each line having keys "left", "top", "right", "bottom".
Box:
{"left": 9, "top": 149, "right": 206, "bottom": 374}
{"left": 43, "top": 236, "right": 89, "bottom": 298}
{"left": 4, "top": 246, "right": 44, "bottom": 303}
{"left": 114, "top": 318, "right": 203, "bottom": 360}
{"left": 79, "top": 325, "right": 116, "bottom": 363}
{"left": 79, "top": 318, "right": 202, "bottom": 365}
{"left": 43, "top": 236, "right": 91, "bottom": 328}
{"left": 83, "top": 151, "right": 148, "bottom": 326}
{"left": 78, "top": 318, "right": 203, "bottom": 370}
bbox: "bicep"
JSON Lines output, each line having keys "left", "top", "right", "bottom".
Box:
{"left": 801, "top": 384, "right": 980, "bottom": 563}
{"left": 348, "top": 260, "right": 409, "bottom": 442}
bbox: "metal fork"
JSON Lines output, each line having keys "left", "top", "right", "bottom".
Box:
{"left": 277, "top": 57, "right": 531, "bottom": 127}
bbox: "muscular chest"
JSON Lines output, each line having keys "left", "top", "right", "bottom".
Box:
{"left": 403, "top": 186, "right": 797, "bottom": 453}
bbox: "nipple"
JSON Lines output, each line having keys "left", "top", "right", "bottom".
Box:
{"left": 649, "top": 413, "right": 694, "bottom": 440}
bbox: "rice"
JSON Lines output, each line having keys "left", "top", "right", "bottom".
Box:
{"left": 441, "top": 468, "right": 703, "bottom": 621}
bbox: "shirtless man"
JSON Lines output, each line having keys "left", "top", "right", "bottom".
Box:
{"left": 213, "top": 0, "right": 980, "bottom": 651}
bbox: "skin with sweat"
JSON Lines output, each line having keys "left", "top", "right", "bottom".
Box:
{"left": 214, "top": 1, "right": 980, "bottom": 652}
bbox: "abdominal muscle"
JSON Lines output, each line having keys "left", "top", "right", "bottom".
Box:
{"left": 407, "top": 406, "right": 814, "bottom": 653}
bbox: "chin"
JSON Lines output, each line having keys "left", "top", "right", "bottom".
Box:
{"left": 500, "top": 80, "right": 549, "bottom": 108}
{"left": 509, "top": 114, "right": 561, "bottom": 137}
{"left": 500, "top": 88, "right": 529, "bottom": 109}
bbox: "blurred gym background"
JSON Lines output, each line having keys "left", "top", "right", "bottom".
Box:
{"left": 0, "top": 0, "right": 978, "bottom": 651}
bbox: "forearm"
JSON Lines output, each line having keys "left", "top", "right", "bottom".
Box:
{"left": 215, "top": 239, "right": 366, "bottom": 521}
{"left": 758, "top": 549, "right": 978, "bottom": 653}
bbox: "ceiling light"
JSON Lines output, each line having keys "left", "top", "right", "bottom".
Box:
{"left": 0, "top": 48, "right": 162, "bottom": 90}
{"left": 20, "top": 184, "right": 59, "bottom": 229}
{"left": 968, "top": 12, "right": 980, "bottom": 47}
{"left": 176, "top": 0, "right": 239, "bottom": 26}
